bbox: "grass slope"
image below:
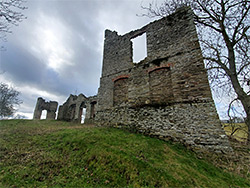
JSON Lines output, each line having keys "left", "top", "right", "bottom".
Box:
{"left": 0, "top": 120, "right": 249, "bottom": 187}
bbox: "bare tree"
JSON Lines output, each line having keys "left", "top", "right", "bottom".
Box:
{"left": 0, "top": 0, "right": 27, "bottom": 41}
{"left": 0, "top": 82, "right": 22, "bottom": 119}
{"left": 0, "top": 1, "right": 26, "bottom": 118}
{"left": 142, "top": 0, "right": 250, "bottom": 142}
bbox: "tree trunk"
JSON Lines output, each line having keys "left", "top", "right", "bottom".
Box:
{"left": 230, "top": 74, "right": 250, "bottom": 142}
{"left": 246, "top": 112, "right": 250, "bottom": 143}
{"left": 235, "top": 96, "right": 250, "bottom": 143}
{"left": 242, "top": 98, "right": 250, "bottom": 143}
{"left": 225, "top": 38, "right": 250, "bottom": 142}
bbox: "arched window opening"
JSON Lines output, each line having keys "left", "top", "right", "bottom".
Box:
{"left": 113, "top": 78, "right": 129, "bottom": 106}
{"left": 68, "top": 104, "right": 76, "bottom": 120}
{"left": 149, "top": 67, "right": 174, "bottom": 104}
{"left": 81, "top": 108, "right": 86, "bottom": 124}
{"left": 80, "top": 102, "right": 86, "bottom": 124}
{"left": 90, "top": 101, "right": 97, "bottom": 119}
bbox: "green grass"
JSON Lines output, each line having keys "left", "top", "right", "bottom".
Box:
{"left": 0, "top": 120, "right": 249, "bottom": 187}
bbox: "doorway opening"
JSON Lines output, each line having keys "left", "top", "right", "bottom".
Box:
{"left": 90, "top": 101, "right": 97, "bottom": 119}
{"left": 80, "top": 108, "right": 86, "bottom": 124}
{"left": 41, "top": 110, "right": 47, "bottom": 119}
{"left": 80, "top": 102, "right": 86, "bottom": 124}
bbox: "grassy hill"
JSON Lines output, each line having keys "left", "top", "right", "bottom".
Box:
{"left": 0, "top": 120, "right": 249, "bottom": 187}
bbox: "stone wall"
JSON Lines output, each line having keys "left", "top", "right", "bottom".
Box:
{"left": 33, "top": 97, "right": 58, "bottom": 120}
{"left": 57, "top": 94, "right": 97, "bottom": 123}
{"left": 97, "top": 7, "right": 212, "bottom": 111}
{"left": 95, "top": 102, "right": 232, "bottom": 153}
{"left": 95, "top": 7, "right": 233, "bottom": 153}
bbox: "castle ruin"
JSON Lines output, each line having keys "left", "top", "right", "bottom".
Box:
{"left": 33, "top": 7, "right": 232, "bottom": 153}
{"left": 33, "top": 97, "right": 58, "bottom": 120}
{"left": 57, "top": 94, "right": 97, "bottom": 123}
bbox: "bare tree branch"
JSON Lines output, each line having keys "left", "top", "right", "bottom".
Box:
{"left": 0, "top": 0, "right": 27, "bottom": 41}
{"left": 0, "top": 82, "right": 22, "bottom": 118}
{"left": 141, "top": 0, "right": 250, "bottom": 142}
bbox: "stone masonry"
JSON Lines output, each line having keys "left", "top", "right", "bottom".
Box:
{"left": 95, "top": 7, "right": 233, "bottom": 153}
{"left": 33, "top": 97, "right": 58, "bottom": 120}
{"left": 57, "top": 94, "right": 97, "bottom": 123}
{"left": 33, "top": 6, "right": 233, "bottom": 154}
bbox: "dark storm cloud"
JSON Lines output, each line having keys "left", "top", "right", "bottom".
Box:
{"left": 0, "top": 0, "right": 156, "bottom": 118}
{"left": 27, "top": 0, "right": 103, "bottom": 94}
{"left": 1, "top": 43, "right": 44, "bottom": 84}
{"left": 1, "top": 39, "right": 80, "bottom": 97}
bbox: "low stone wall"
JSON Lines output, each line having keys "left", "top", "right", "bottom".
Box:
{"left": 95, "top": 101, "right": 233, "bottom": 154}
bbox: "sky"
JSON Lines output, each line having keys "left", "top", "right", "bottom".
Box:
{"left": 0, "top": 0, "right": 238, "bottom": 120}
{"left": 0, "top": 0, "right": 159, "bottom": 119}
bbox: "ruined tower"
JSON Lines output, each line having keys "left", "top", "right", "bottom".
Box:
{"left": 33, "top": 97, "right": 58, "bottom": 120}
{"left": 95, "top": 7, "right": 232, "bottom": 153}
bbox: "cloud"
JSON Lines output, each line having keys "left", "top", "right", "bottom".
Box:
{"left": 2, "top": 0, "right": 238, "bottom": 121}
{"left": 31, "top": 13, "right": 74, "bottom": 72}
{"left": 1, "top": 44, "right": 44, "bottom": 84}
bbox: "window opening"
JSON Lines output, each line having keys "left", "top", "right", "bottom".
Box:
{"left": 132, "top": 33, "right": 147, "bottom": 63}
